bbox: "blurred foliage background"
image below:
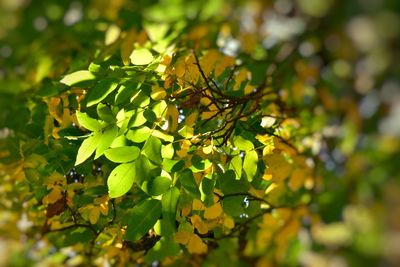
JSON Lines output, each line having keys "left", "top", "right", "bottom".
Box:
{"left": 0, "top": 0, "right": 400, "bottom": 266}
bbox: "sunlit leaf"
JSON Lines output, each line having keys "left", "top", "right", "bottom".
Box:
{"left": 229, "top": 154, "right": 242, "bottom": 180}
{"left": 107, "top": 162, "right": 136, "bottom": 198}
{"left": 126, "top": 127, "right": 152, "bottom": 143}
{"left": 243, "top": 150, "right": 258, "bottom": 181}
{"left": 75, "top": 111, "right": 102, "bottom": 132}
{"left": 75, "top": 132, "right": 101, "bottom": 166}
{"left": 60, "top": 70, "right": 96, "bottom": 86}
{"left": 143, "top": 136, "right": 163, "bottom": 165}
{"left": 95, "top": 125, "right": 119, "bottom": 159}
{"left": 104, "top": 146, "right": 140, "bottom": 163}
{"left": 130, "top": 48, "right": 154, "bottom": 65}
{"left": 233, "top": 136, "right": 254, "bottom": 151}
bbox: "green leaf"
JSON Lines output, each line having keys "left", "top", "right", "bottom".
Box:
{"left": 126, "top": 127, "right": 152, "bottom": 143}
{"left": 75, "top": 132, "right": 101, "bottom": 166}
{"left": 86, "top": 78, "right": 119, "bottom": 107}
{"left": 222, "top": 196, "right": 245, "bottom": 217}
{"left": 190, "top": 155, "right": 212, "bottom": 172}
{"left": 152, "top": 130, "right": 174, "bottom": 142}
{"left": 135, "top": 154, "right": 157, "bottom": 185}
{"left": 75, "top": 111, "right": 102, "bottom": 131}
{"left": 161, "top": 187, "right": 180, "bottom": 235}
{"left": 129, "top": 110, "right": 147, "bottom": 127}
{"left": 130, "top": 48, "right": 154, "bottom": 65}
{"left": 161, "top": 143, "right": 174, "bottom": 159}
{"left": 142, "top": 176, "right": 172, "bottom": 196}
{"left": 144, "top": 236, "right": 180, "bottom": 263}
{"left": 97, "top": 103, "right": 117, "bottom": 123}
{"left": 233, "top": 136, "right": 254, "bottom": 151}
{"left": 95, "top": 125, "right": 119, "bottom": 159}
{"left": 110, "top": 135, "right": 127, "bottom": 148}
{"left": 107, "top": 162, "right": 136, "bottom": 198}
{"left": 60, "top": 70, "right": 96, "bottom": 86}
{"left": 171, "top": 160, "right": 185, "bottom": 172}
{"left": 125, "top": 199, "right": 161, "bottom": 241}
{"left": 243, "top": 150, "right": 258, "bottom": 181}
{"left": 201, "top": 177, "right": 215, "bottom": 196}
{"left": 104, "top": 146, "right": 140, "bottom": 163}
{"left": 217, "top": 170, "right": 250, "bottom": 194}
{"left": 143, "top": 136, "right": 162, "bottom": 165}
{"left": 131, "top": 90, "right": 150, "bottom": 108}
{"left": 152, "top": 100, "right": 167, "bottom": 118}
{"left": 144, "top": 109, "right": 157, "bottom": 122}
{"left": 229, "top": 154, "right": 242, "bottom": 179}
{"left": 179, "top": 169, "right": 201, "bottom": 199}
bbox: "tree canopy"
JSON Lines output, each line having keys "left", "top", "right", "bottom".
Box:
{"left": 1, "top": 0, "right": 400, "bottom": 266}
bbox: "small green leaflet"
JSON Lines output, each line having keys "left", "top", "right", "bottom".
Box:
{"left": 75, "top": 111, "right": 102, "bottom": 131}
{"left": 142, "top": 176, "right": 172, "bottom": 196}
{"left": 243, "top": 150, "right": 258, "bottom": 181}
{"left": 135, "top": 154, "right": 157, "bottom": 185}
{"left": 60, "top": 70, "right": 96, "bottom": 86}
{"left": 179, "top": 169, "right": 201, "bottom": 199}
{"left": 233, "top": 136, "right": 254, "bottom": 151}
{"left": 229, "top": 154, "right": 242, "bottom": 180}
{"left": 161, "top": 143, "right": 174, "bottom": 159}
{"left": 75, "top": 132, "right": 101, "bottom": 166}
{"left": 125, "top": 199, "right": 162, "bottom": 241}
{"left": 126, "top": 127, "right": 152, "bottom": 143}
{"left": 107, "top": 162, "right": 136, "bottom": 198}
{"left": 161, "top": 187, "right": 180, "bottom": 234}
{"left": 97, "top": 103, "right": 117, "bottom": 123}
{"left": 143, "top": 136, "right": 163, "bottom": 165}
{"left": 144, "top": 236, "right": 180, "bottom": 264}
{"left": 104, "top": 146, "right": 140, "bottom": 163}
{"left": 152, "top": 130, "right": 174, "bottom": 142}
{"left": 94, "top": 125, "right": 119, "bottom": 159}
{"left": 130, "top": 48, "right": 154, "bottom": 65}
{"left": 86, "top": 78, "right": 119, "bottom": 107}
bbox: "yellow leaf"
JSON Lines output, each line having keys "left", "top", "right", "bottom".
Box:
{"left": 43, "top": 187, "right": 63, "bottom": 205}
{"left": 244, "top": 84, "right": 254, "bottom": 95}
{"left": 222, "top": 215, "right": 235, "bottom": 229}
{"left": 234, "top": 68, "right": 249, "bottom": 90}
{"left": 105, "top": 24, "right": 121, "bottom": 45}
{"left": 175, "top": 57, "right": 186, "bottom": 78}
{"left": 204, "top": 203, "right": 223, "bottom": 220}
{"left": 181, "top": 204, "right": 192, "bottom": 217}
{"left": 202, "top": 144, "right": 213, "bottom": 154}
{"left": 192, "top": 199, "right": 205, "bottom": 210}
{"left": 121, "top": 28, "right": 137, "bottom": 65}
{"left": 273, "top": 136, "right": 297, "bottom": 155}
{"left": 166, "top": 105, "right": 179, "bottom": 132}
{"left": 187, "top": 234, "right": 208, "bottom": 254}
{"left": 151, "top": 85, "right": 167, "bottom": 100}
{"left": 288, "top": 168, "right": 306, "bottom": 191}
{"left": 185, "top": 112, "right": 198, "bottom": 126}
{"left": 191, "top": 215, "right": 208, "bottom": 234}
{"left": 187, "top": 25, "right": 208, "bottom": 40}
{"left": 260, "top": 213, "right": 278, "bottom": 229}
{"left": 130, "top": 48, "right": 154, "bottom": 65}
{"left": 89, "top": 207, "right": 101, "bottom": 224}
{"left": 201, "top": 110, "right": 218, "bottom": 120}
{"left": 263, "top": 154, "right": 293, "bottom": 182}
{"left": 175, "top": 230, "right": 191, "bottom": 245}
